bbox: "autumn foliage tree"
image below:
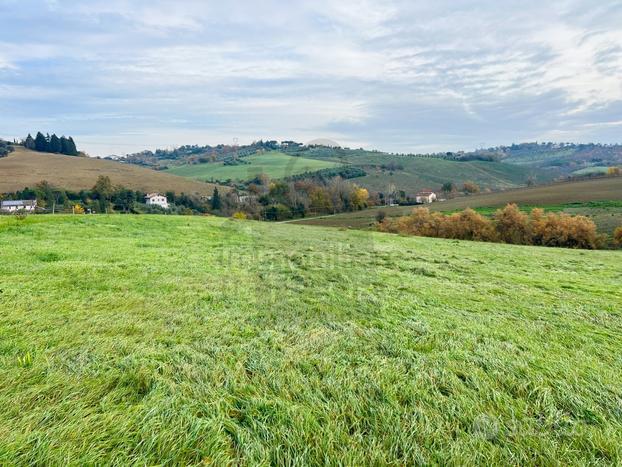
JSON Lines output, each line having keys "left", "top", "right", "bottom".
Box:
{"left": 612, "top": 226, "right": 622, "bottom": 247}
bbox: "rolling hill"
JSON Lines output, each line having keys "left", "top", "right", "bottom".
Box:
{"left": 289, "top": 147, "right": 540, "bottom": 192}
{"left": 1, "top": 215, "right": 621, "bottom": 464}
{"left": 166, "top": 151, "right": 341, "bottom": 182}
{"left": 0, "top": 146, "right": 225, "bottom": 196}
{"left": 292, "top": 175, "right": 622, "bottom": 229}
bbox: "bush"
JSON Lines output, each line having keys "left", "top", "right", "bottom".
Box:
{"left": 232, "top": 211, "right": 248, "bottom": 220}
{"left": 530, "top": 209, "right": 601, "bottom": 249}
{"left": 494, "top": 204, "right": 531, "bottom": 244}
{"left": 463, "top": 181, "right": 480, "bottom": 194}
{"left": 614, "top": 227, "right": 622, "bottom": 247}
{"left": 375, "top": 210, "right": 387, "bottom": 223}
{"left": 379, "top": 204, "right": 603, "bottom": 250}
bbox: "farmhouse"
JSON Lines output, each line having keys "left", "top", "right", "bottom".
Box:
{"left": 0, "top": 200, "right": 37, "bottom": 213}
{"left": 416, "top": 191, "right": 437, "bottom": 204}
{"left": 145, "top": 193, "right": 169, "bottom": 209}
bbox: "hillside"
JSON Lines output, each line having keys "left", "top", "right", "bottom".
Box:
{"left": 0, "top": 147, "right": 224, "bottom": 196}
{"left": 1, "top": 215, "right": 621, "bottom": 464}
{"left": 166, "top": 151, "right": 341, "bottom": 182}
{"left": 292, "top": 175, "right": 622, "bottom": 229}
{"left": 281, "top": 147, "right": 538, "bottom": 192}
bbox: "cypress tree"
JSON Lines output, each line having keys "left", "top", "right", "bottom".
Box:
{"left": 60, "top": 136, "right": 69, "bottom": 154}
{"left": 49, "top": 134, "right": 61, "bottom": 153}
{"left": 67, "top": 137, "right": 78, "bottom": 155}
{"left": 35, "top": 132, "right": 48, "bottom": 152}
{"left": 211, "top": 187, "right": 222, "bottom": 210}
{"left": 24, "top": 134, "right": 36, "bottom": 150}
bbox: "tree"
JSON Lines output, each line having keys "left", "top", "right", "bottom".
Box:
{"left": 93, "top": 175, "right": 113, "bottom": 213}
{"left": 441, "top": 181, "right": 455, "bottom": 195}
{"left": 463, "top": 181, "right": 480, "bottom": 194}
{"left": 211, "top": 187, "right": 222, "bottom": 210}
{"left": 66, "top": 137, "right": 78, "bottom": 155}
{"left": 24, "top": 134, "right": 36, "bottom": 150}
{"left": 35, "top": 132, "right": 48, "bottom": 152}
{"left": 351, "top": 187, "right": 369, "bottom": 209}
{"left": 49, "top": 134, "right": 61, "bottom": 153}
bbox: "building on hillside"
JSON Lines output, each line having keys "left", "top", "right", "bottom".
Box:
{"left": 145, "top": 193, "right": 169, "bottom": 209}
{"left": 415, "top": 191, "right": 437, "bottom": 204}
{"left": 0, "top": 200, "right": 37, "bottom": 213}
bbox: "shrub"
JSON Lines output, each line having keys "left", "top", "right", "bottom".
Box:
{"left": 463, "top": 181, "right": 480, "bottom": 194}
{"left": 614, "top": 227, "right": 622, "bottom": 247}
{"left": 232, "top": 211, "right": 248, "bottom": 220}
{"left": 378, "top": 204, "right": 603, "bottom": 250}
{"left": 375, "top": 210, "right": 387, "bottom": 223}
{"left": 441, "top": 208, "right": 498, "bottom": 242}
{"left": 494, "top": 204, "right": 532, "bottom": 244}
{"left": 530, "top": 209, "right": 601, "bottom": 249}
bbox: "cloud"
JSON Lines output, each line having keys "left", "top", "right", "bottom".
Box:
{"left": 1, "top": 0, "right": 621, "bottom": 155}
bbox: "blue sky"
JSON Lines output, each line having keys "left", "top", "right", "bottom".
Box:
{"left": 1, "top": 0, "right": 621, "bottom": 156}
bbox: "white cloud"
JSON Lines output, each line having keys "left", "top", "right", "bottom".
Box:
{"left": 1, "top": 0, "right": 622, "bottom": 155}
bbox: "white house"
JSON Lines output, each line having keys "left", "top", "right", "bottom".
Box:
{"left": 0, "top": 200, "right": 37, "bottom": 213}
{"left": 145, "top": 193, "right": 169, "bottom": 209}
{"left": 415, "top": 191, "right": 437, "bottom": 204}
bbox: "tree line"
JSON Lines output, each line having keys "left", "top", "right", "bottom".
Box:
{"left": 377, "top": 204, "right": 622, "bottom": 250}
{"left": 22, "top": 132, "right": 79, "bottom": 156}
{"left": 1, "top": 177, "right": 213, "bottom": 215}
{"left": 233, "top": 174, "right": 371, "bottom": 221}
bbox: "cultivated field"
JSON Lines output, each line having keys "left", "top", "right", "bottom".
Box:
{"left": 299, "top": 148, "right": 539, "bottom": 191}
{"left": 1, "top": 215, "right": 621, "bottom": 464}
{"left": 293, "top": 176, "right": 622, "bottom": 229}
{"left": 0, "top": 147, "right": 223, "bottom": 196}
{"left": 166, "top": 151, "right": 340, "bottom": 182}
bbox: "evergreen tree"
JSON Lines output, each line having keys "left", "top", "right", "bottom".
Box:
{"left": 24, "top": 134, "right": 36, "bottom": 150}
{"left": 211, "top": 187, "right": 222, "bottom": 210}
{"left": 59, "top": 136, "right": 78, "bottom": 156}
{"left": 67, "top": 137, "right": 78, "bottom": 155}
{"left": 34, "top": 132, "right": 48, "bottom": 152}
{"left": 49, "top": 134, "right": 61, "bottom": 153}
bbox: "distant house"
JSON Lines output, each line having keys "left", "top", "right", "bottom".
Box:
{"left": 0, "top": 200, "right": 37, "bottom": 213}
{"left": 415, "top": 191, "right": 437, "bottom": 204}
{"left": 145, "top": 193, "right": 169, "bottom": 209}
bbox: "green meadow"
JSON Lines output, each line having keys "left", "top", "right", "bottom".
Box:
{"left": 1, "top": 215, "right": 621, "bottom": 464}
{"left": 166, "top": 151, "right": 340, "bottom": 182}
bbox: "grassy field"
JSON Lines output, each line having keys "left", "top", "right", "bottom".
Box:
{"left": 0, "top": 147, "right": 223, "bottom": 196}
{"left": 1, "top": 215, "right": 622, "bottom": 464}
{"left": 293, "top": 176, "right": 622, "bottom": 229}
{"left": 166, "top": 151, "right": 340, "bottom": 182}
{"left": 298, "top": 148, "right": 539, "bottom": 192}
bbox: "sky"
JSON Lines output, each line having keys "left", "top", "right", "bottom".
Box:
{"left": 1, "top": 0, "right": 622, "bottom": 157}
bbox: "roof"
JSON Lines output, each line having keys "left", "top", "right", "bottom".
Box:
{"left": 1, "top": 200, "right": 36, "bottom": 207}
{"left": 416, "top": 191, "right": 435, "bottom": 196}
{"left": 145, "top": 193, "right": 165, "bottom": 199}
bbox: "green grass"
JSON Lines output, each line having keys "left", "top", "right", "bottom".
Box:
{"left": 1, "top": 215, "right": 622, "bottom": 464}
{"left": 166, "top": 151, "right": 341, "bottom": 182}
{"left": 298, "top": 148, "right": 540, "bottom": 191}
